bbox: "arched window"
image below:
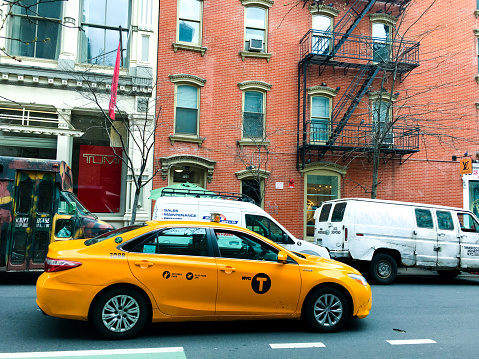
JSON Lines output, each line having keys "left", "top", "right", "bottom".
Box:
{"left": 169, "top": 74, "right": 206, "bottom": 139}
{"left": 301, "top": 163, "right": 346, "bottom": 240}
{"left": 238, "top": 81, "right": 272, "bottom": 141}
{"left": 308, "top": 85, "right": 338, "bottom": 144}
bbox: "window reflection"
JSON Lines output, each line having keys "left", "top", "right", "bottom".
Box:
{"left": 10, "top": 2, "right": 62, "bottom": 59}
{"left": 80, "top": 0, "right": 130, "bottom": 66}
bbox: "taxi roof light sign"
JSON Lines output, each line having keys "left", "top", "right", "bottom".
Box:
{"left": 460, "top": 158, "right": 473, "bottom": 175}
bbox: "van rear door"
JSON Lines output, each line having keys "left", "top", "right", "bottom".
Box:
{"left": 317, "top": 202, "right": 347, "bottom": 250}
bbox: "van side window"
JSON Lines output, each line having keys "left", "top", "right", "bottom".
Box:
{"left": 331, "top": 202, "right": 347, "bottom": 222}
{"left": 457, "top": 213, "right": 479, "bottom": 233}
{"left": 318, "top": 203, "right": 332, "bottom": 222}
{"left": 436, "top": 211, "right": 454, "bottom": 231}
{"left": 415, "top": 209, "right": 434, "bottom": 229}
{"left": 245, "top": 214, "right": 290, "bottom": 244}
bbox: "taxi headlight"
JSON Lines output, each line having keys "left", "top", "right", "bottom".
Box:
{"left": 347, "top": 273, "right": 368, "bottom": 286}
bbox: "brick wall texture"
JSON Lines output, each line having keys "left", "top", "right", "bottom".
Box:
{"left": 155, "top": 0, "right": 479, "bottom": 240}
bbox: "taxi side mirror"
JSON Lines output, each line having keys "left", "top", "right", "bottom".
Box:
{"left": 277, "top": 251, "right": 288, "bottom": 263}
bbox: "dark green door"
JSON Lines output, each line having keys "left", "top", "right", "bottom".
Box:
{"left": 7, "top": 171, "right": 55, "bottom": 271}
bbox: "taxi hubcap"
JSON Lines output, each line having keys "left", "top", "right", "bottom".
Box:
{"left": 102, "top": 294, "right": 140, "bottom": 332}
{"left": 313, "top": 293, "right": 343, "bottom": 327}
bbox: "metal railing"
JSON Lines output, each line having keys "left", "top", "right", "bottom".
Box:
{"left": 0, "top": 107, "right": 60, "bottom": 128}
{"left": 300, "top": 30, "right": 419, "bottom": 71}
{"left": 305, "top": 121, "right": 420, "bottom": 153}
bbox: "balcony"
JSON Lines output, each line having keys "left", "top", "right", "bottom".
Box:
{"left": 299, "top": 30, "right": 420, "bottom": 74}
{"left": 300, "top": 121, "right": 420, "bottom": 155}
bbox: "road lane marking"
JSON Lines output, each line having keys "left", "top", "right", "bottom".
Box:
{"left": 270, "top": 343, "right": 326, "bottom": 349}
{"left": 387, "top": 339, "right": 436, "bottom": 345}
{"left": 0, "top": 347, "right": 185, "bottom": 359}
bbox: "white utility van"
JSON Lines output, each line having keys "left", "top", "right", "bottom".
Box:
{"left": 152, "top": 191, "right": 330, "bottom": 258}
{"left": 314, "top": 198, "right": 479, "bottom": 284}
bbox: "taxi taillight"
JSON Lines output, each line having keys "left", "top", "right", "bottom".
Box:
{"left": 44, "top": 257, "right": 82, "bottom": 272}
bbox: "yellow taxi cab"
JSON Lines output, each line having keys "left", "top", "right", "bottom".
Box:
{"left": 36, "top": 220, "right": 372, "bottom": 339}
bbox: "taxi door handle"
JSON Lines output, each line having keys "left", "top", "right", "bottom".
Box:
{"left": 134, "top": 261, "right": 154, "bottom": 269}
{"left": 220, "top": 266, "right": 236, "bottom": 274}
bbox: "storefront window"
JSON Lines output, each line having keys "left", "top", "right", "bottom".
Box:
{"left": 71, "top": 114, "right": 126, "bottom": 213}
{"left": 305, "top": 174, "right": 339, "bottom": 238}
{"left": 469, "top": 181, "right": 479, "bottom": 217}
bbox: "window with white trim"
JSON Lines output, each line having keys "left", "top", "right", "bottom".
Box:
{"left": 312, "top": 15, "right": 332, "bottom": 55}
{"left": 372, "top": 22, "right": 391, "bottom": 62}
{"left": 243, "top": 91, "right": 265, "bottom": 139}
{"left": 80, "top": 0, "right": 131, "bottom": 66}
{"left": 177, "top": 0, "right": 202, "bottom": 45}
{"left": 175, "top": 85, "right": 199, "bottom": 135}
{"left": 10, "top": 1, "right": 63, "bottom": 59}
{"left": 310, "top": 96, "right": 331, "bottom": 143}
{"left": 244, "top": 6, "right": 267, "bottom": 52}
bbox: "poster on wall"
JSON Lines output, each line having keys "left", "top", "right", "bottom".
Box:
{"left": 78, "top": 145, "right": 122, "bottom": 213}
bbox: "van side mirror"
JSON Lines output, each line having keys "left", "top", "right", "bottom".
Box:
{"left": 68, "top": 202, "right": 77, "bottom": 215}
{"left": 277, "top": 251, "right": 288, "bottom": 263}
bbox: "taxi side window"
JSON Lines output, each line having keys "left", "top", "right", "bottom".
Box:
{"left": 214, "top": 229, "right": 278, "bottom": 262}
{"left": 245, "top": 214, "right": 290, "bottom": 244}
{"left": 129, "top": 228, "right": 210, "bottom": 256}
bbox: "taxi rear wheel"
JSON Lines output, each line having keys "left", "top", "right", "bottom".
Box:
{"left": 304, "top": 287, "right": 349, "bottom": 333}
{"left": 91, "top": 287, "right": 148, "bottom": 339}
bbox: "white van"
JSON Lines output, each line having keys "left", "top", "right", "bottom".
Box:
{"left": 152, "top": 194, "right": 330, "bottom": 258}
{"left": 314, "top": 198, "right": 479, "bottom": 284}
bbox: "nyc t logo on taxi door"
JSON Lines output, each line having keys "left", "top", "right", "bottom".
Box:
{"left": 251, "top": 273, "right": 271, "bottom": 294}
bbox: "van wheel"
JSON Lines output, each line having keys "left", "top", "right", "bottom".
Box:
{"left": 303, "top": 287, "right": 349, "bottom": 333}
{"left": 91, "top": 287, "right": 148, "bottom": 339}
{"left": 437, "top": 270, "right": 460, "bottom": 280}
{"left": 368, "top": 254, "right": 397, "bottom": 285}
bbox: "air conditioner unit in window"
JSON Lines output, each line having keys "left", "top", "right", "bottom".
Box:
{"left": 248, "top": 39, "right": 263, "bottom": 52}
{"left": 382, "top": 132, "right": 394, "bottom": 146}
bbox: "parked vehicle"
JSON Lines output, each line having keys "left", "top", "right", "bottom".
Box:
{"left": 152, "top": 188, "right": 330, "bottom": 258}
{"left": 314, "top": 198, "right": 479, "bottom": 284}
{"left": 0, "top": 156, "right": 114, "bottom": 272}
{"left": 37, "top": 220, "right": 371, "bottom": 339}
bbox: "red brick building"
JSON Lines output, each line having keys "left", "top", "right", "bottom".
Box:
{"left": 155, "top": 0, "right": 479, "bottom": 241}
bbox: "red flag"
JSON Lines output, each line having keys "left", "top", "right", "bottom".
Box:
{"left": 109, "top": 42, "right": 121, "bottom": 120}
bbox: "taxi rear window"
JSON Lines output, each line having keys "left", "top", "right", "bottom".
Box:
{"left": 84, "top": 225, "right": 144, "bottom": 246}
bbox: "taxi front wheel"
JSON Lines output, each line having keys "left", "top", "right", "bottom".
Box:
{"left": 303, "top": 287, "right": 349, "bottom": 333}
{"left": 91, "top": 287, "right": 149, "bottom": 340}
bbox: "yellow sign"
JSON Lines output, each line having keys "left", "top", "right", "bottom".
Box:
{"left": 460, "top": 158, "right": 473, "bottom": 175}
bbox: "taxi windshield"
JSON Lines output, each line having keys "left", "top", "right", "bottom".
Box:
{"left": 85, "top": 225, "right": 144, "bottom": 246}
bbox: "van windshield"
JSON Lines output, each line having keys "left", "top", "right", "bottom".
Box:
{"left": 61, "top": 191, "right": 94, "bottom": 217}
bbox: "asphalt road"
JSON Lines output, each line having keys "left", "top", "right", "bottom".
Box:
{"left": 0, "top": 270, "right": 478, "bottom": 359}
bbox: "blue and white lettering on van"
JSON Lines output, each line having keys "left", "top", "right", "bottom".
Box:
{"left": 201, "top": 214, "right": 238, "bottom": 225}
{"left": 161, "top": 208, "right": 197, "bottom": 220}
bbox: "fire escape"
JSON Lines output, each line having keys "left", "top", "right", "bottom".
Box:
{"left": 297, "top": 0, "right": 420, "bottom": 169}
